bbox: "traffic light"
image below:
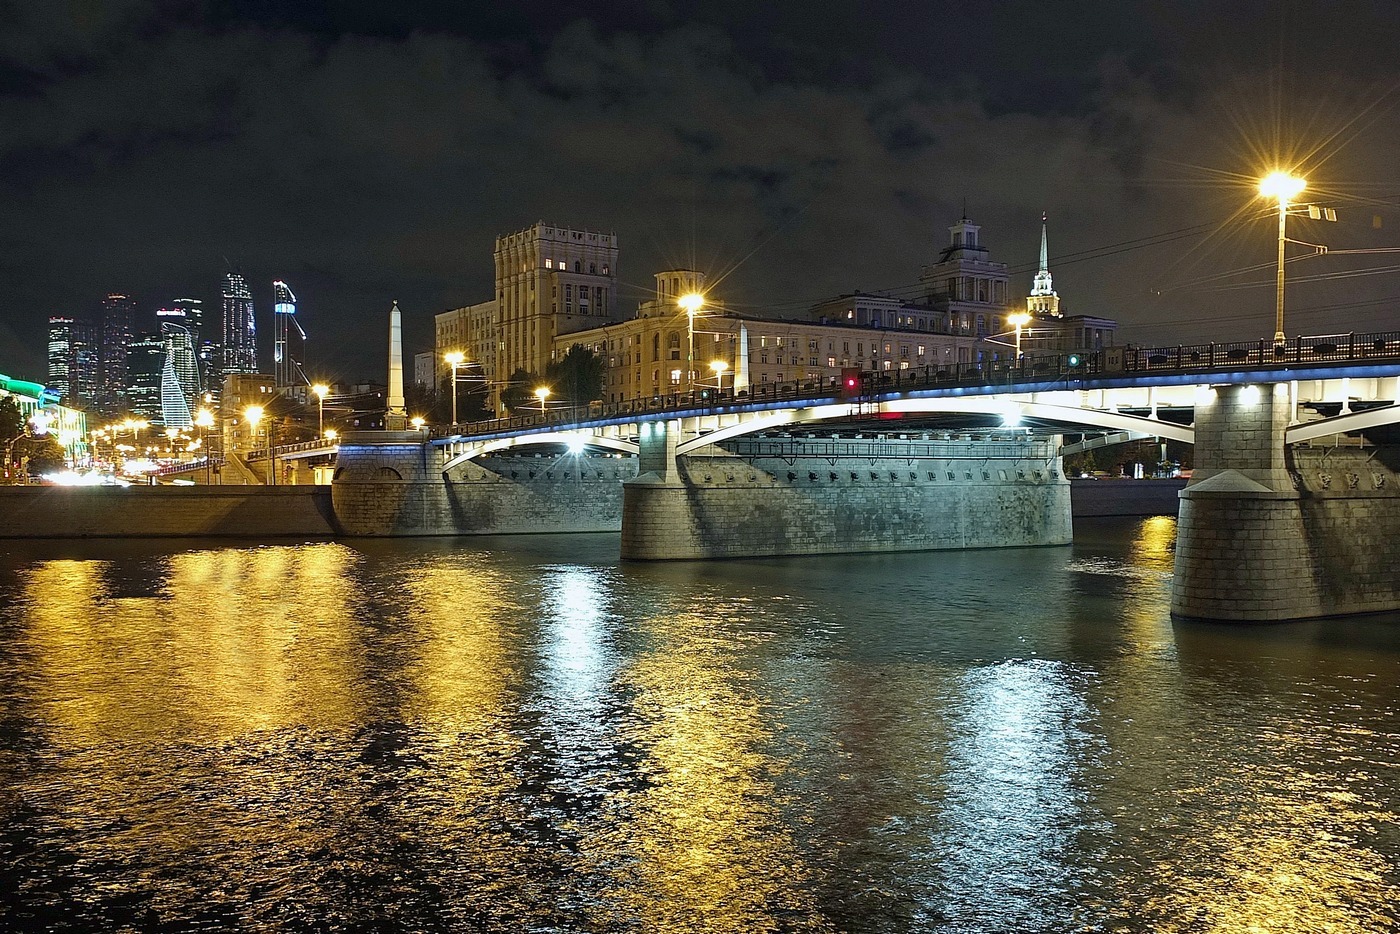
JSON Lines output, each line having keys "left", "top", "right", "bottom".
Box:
{"left": 839, "top": 367, "right": 862, "bottom": 399}
{"left": 1066, "top": 353, "right": 1082, "bottom": 368}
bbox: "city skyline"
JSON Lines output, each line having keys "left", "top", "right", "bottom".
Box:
{"left": 4, "top": 3, "right": 1400, "bottom": 382}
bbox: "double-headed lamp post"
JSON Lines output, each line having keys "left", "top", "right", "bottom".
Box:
{"left": 444, "top": 351, "right": 465, "bottom": 425}
{"left": 312, "top": 383, "right": 329, "bottom": 438}
{"left": 1260, "top": 170, "right": 1307, "bottom": 344}
{"left": 679, "top": 292, "right": 705, "bottom": 393}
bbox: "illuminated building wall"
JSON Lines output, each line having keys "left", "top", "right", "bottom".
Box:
{"left": 492, "top": 224, "right": 620, "bottom": 407}
{"left": 221, "top": 272, "right": 257, "bottom": 375}
{"left": 0, "top": 383, "right": 87, "bottom": 458}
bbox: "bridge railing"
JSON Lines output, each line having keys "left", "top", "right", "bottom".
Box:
{"left": 439, "top": 328, "right": 1400, "bottom": 438}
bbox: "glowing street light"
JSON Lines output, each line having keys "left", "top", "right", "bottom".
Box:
{"left": 245, "top": 405, "right": 272, "bottom": 485}
{"left": 710, "top": 359, "right": 729, "bottom": 394}
{"left": 444, "top": 351, "right": 465, "bottom": 425}
{"left": 534, "top": 386, "right": 551, "bottom": 413}
{"left": 312, "top": 383, "right": 329, "bottom": 438}
{"left": 1260, "top": 170, "right": 1307, "bottom": 344}
{"left": 324, "top": 428, "right": 338, "bottom": 444}
{"left": 194, "top": 408, "right": 215, "bottom": 484}
{"left": 1006, "top": 310, "right": 1032, "bottom": 360}
{"left": 410, "top": 416, "right": 426, "bottom": 432}
{"left": 679, "top": 292, "right": 705, "bottom": 393}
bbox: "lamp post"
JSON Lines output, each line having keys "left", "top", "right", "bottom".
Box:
{"left": 312, "top": 383, "right": 329, "bottom": 439}
{"left": 1259, "top": 170, "right": 1307, "bottom": 344}
{"left": 534, "top": 386, "right": 551, "bottom": 414}
{"left": 710, "top": 360, "right": 729, "bottom": 395}
{"left": 194, "top": 408, "right": 215, "bottom": 484}
{"left": 411, "top": 416, "right": 426, "bottom": 433}
{"left": 679, "top": 292, "right": 704, "bottom": 393}
{"left": 444, "top": 351, "right": 465, "bottom": 425}
{"left": 1006, "top": 311, "right": 1032, "bottom": 365}
{"left": 245, "top": 405, "right": 271, "bottom": 485}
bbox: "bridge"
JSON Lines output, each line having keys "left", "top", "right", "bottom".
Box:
{"left": 328, "top": 328, "right": 1400, "bottom": 624}
{"left": 428, "top": 330, "right": 1400, "bottom": 461}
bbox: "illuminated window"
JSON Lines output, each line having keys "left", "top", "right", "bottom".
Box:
{"left": 827, "top": 356, "right": 836, "bottom": 367}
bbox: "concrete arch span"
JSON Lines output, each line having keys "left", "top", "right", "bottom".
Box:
{"left": 440, "top": 431, "right": 639, "bottom": 473}
{"left": 1287, "top": 404, "right": 1400, "bottom": 444}
{"left": 673, "top": 398, "right": 1194, "bottom": 456}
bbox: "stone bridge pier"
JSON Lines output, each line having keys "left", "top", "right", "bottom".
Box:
{"left": 622, "top": 419, "right": 1074, "bottom": 560}
{"left": 1172, "top": 383, "right": 1400, "bottom": 621}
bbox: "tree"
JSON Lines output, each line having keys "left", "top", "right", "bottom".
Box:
{"left": 0, "top": 397, "right": 25, "bottom": 481}
{"left": 545, "top": 344, "right": 604, "bottom": 407}
{"left": 500, "top": 368, "right": 540, "bottom": 412}
{"left": 16, "top": 434, "right": 65, "bottom": 477}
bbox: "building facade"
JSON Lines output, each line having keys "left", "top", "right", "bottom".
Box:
{"left": 221, "top": 271, "right": 257, "bottom": 375}
{"left": 492, "top": 223, "right": 620, "bottom": 386}
{"left": 439, "top": 215, "right": 1117, "bottom": 413}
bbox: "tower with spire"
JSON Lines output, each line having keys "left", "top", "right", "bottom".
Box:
{"left": 1026, "top": 212, "right": 1061, "bottom": 318}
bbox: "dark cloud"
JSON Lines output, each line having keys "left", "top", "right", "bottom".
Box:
{"left": 3, "top": 1, "right": 1400, "bottom": 382}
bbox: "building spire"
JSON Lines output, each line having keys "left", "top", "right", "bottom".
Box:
{"left": 1039, "top": 211, "right": 1049, "bottom": 273}
{"left": 1030, "top": 211, "right": 1055, "bottom": 298}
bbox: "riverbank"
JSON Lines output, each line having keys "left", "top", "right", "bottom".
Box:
{"left": 0, "top": 485, "right": 338, "bottom": 538}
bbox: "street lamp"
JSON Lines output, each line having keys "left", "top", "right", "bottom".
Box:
{"left": 324, "top": 428, "right": 338, "bottom": 444}
{"left": 410, "top": 416, "right": 426, "bottom": 432}
{"left": 679, "top": 292, "right": 704, "bottom": 393}
{"left": 245, "top": 405, "right": 272, "bottom": 485}
{"left": 534, "top": 386, "right": 551, "bottom": 413}
{"left": 194, "top": 408, "right": 215, "bottom": 484}
{"left": 1260, "top": 170, "right": 1307, "bottom": 344}
{"left": 444, "top": 351, "right": 465, "bottom": 425}
{"left": 710, "top": 360, "right": 729, "bottom": 394}
{"left": 1006, "top": 311, "right": 1032, "bottom": 361}
{"left": 312, "top": 383, "right": 329, "bottom": 438}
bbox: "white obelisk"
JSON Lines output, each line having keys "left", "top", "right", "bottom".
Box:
{"left": 386, "top": 301, "right": 407, "bottom": 430}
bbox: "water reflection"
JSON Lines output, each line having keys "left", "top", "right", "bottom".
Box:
{"left": 0, "top": 526, "right": 1396, "bottom": 931}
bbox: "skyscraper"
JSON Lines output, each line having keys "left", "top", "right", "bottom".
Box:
{"left": 99, "top": 293, "right": 135, "bottom": 410}
{"left": 159, "top": 318, "right": 201, "bottom": 427}
{"left": 47, "top": 315, "right": 99, "bottom": 408}
{"left": 272, "top": 279, "right": 307, "bottom": 387}
{"left": 125, "top": 333, "right": 167, "bottom": 424}
{"left": 221, "top": 271, "right": 257, "bottom": 375}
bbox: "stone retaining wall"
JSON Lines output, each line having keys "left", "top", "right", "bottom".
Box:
{"left": 0, "top": 485, "right": 338, "bottom": 538}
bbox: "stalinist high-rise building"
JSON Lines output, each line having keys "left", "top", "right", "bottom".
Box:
{"left": 1026, "top": 212, "right": 1061, "bottom": 318}
{"left": 492, "top": 223, "right": 621, "bottom": 381}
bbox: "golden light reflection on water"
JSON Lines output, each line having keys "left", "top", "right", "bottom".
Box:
{"left": 597, "top": 605, "right": 823, "bottom": 930}
{"left": 21, "top": 544, "right": 365, "bottom": 742}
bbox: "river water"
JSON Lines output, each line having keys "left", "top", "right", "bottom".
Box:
{"left": 0, "top": 518, "right": 1397, "bottom": 932}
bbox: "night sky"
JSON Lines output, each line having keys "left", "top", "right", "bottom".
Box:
{"left": 4, "top": 1, "right": 1400, "bottom": 384}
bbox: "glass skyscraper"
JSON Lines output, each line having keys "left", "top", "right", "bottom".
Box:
{"left": 221, "top": 272, "right": 257, "bottom": 376}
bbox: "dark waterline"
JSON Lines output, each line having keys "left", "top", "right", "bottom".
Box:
{"left": 1, "top": 519, "right": 1397, "bottom": 932}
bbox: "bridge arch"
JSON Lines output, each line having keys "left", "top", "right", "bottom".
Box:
{"left": 673, "top": 397, "right": 1193, "bottom": 455}
{"left": 440, "top": 431, "right": 639, "bottom": 473}
{"left": 1287, "top": 405, "right": 1400, "bottom": 444}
